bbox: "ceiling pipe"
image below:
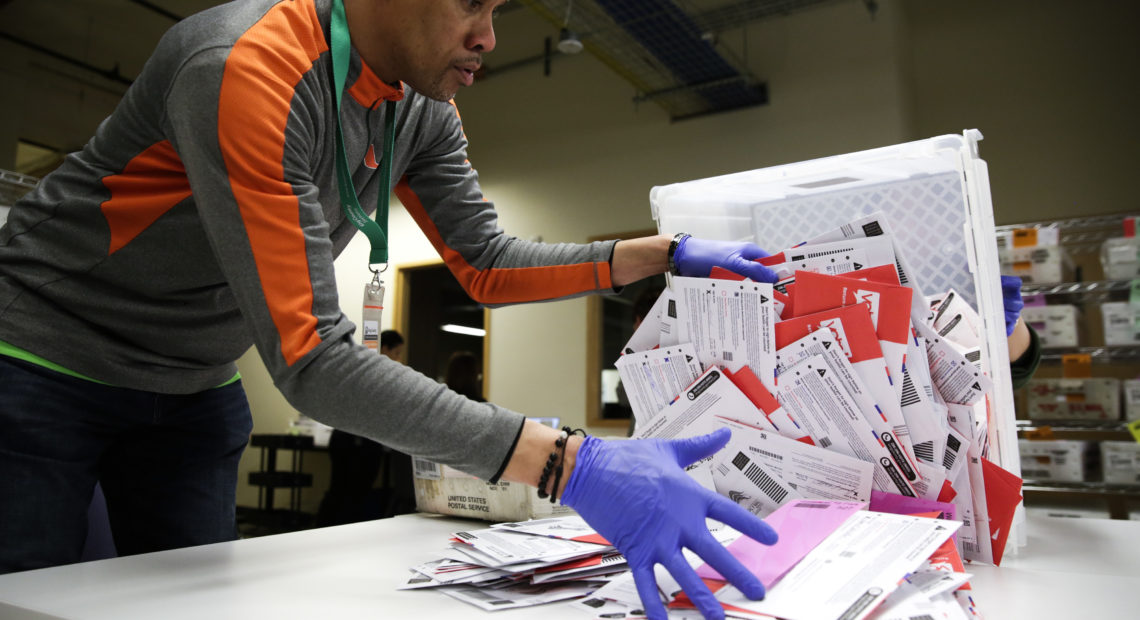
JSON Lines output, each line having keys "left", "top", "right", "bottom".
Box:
{"left": 0, "top": 31, "right": 133, "bottom": 86}
{"left": 127, "top": 0, "right": 183, "bottom": 22}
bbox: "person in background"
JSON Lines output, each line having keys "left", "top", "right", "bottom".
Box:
{"left": 317, "top": 330, "right": 414, "bottom": 526}
{"left": 0, "top": 1, "right": 780, "bottom": 616}
{"left": 1003, "top": 275, "right": 1041, "bottom": 389}
{"left": 443, "top": 350, "right": 484, "bottom": 402}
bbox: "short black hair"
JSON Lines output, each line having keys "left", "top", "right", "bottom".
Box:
{"left": 380, "top": 329, "right": 404, "bottom": 350}
{"left": 633, "top": 286, "right": 664, "bottom": 323}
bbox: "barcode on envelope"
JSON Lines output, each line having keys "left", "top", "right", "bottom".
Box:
{"left": 901, "top": 372, "right": 921, "bottom": 407}
{"left": 913, "top": 441, "right": 934, "bottom": 463}
{"left": 743, "top": 463, "right": 788, "bottom": 504}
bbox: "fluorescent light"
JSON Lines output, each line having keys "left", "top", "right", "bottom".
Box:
{"left": 440, "top": 324, "right": 485, "bottom": 337}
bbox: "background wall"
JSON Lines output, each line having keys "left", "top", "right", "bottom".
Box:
{"left": 2, "top": 0, "right": 1137, "bottom": 512}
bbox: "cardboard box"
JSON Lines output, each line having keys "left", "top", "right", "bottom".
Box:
{"left": 1100, "top": 236, "right": 1140, "bottom": 280}
{"left": 1025, "top": 505, "right": 1112, "bottom": 520}
{"left": 412, "top": 457, "right": 574, "bottom": 522}
{"left": 1101, "top": 302, "right": 1140, "bottom": 346}
{"left": 1018, "top": 439, "right": 1092, "bottom": 483}
{"left": 1020, "top": 304, "right": 1082, "bottom": 348}
{"left": 1024, "top": 378, "right": 1121, "bottom": 421}
{"left": 1124, "top": 380, "right": 1140, "bottom": 423}
{"left": 1101, "top": 441, "right": 1140, "bottom": 486}
{"left": 999, "top": 245, "right": 1072, "bottom": 284}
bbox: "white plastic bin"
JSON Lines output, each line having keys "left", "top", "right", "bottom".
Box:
{"left": 650, "top": 130, "right": 1016, "bottom": 470}
{"left": 650, "top": 130, "right": 1022, "bottom": 558}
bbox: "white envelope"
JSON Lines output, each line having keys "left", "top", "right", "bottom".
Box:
{"left": 776, "top": 354, "right": 919, "bottom": 497}
{"left": 775, "top": 328, "right": 922, "bottom": 486}
{"left": 716, "top": 417, "right": 874, "bottom": 504}
{"left": 614, "top": 343, "right": 703, "bottom": 427}
{"left": 672, "top": 276, "right": 778, "bottom": 389}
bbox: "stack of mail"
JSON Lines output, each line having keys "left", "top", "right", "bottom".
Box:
{"left": 400, "top": 516, "right": 627, "bottom": 612}
{"left": 572, "top": 499, "right": 977, "bottom": 620}
{"left": 619, "top": 212, "right": 1023, "bottom": 567}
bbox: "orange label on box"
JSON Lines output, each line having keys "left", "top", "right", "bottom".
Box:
{"left": 1012, "top": 228, "right": 1038, "bottom": 248}
{"left": 1023, "top": 426, "right": 1055, "bottom": 440}
{"left": 1062, "top": 354, "right": 1092, "bottom": 378}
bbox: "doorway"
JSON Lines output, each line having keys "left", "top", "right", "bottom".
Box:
{"left": 393, "top": 261, "right": 490, "bottom": 399}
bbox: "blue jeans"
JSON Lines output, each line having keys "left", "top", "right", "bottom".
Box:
{"left": 0, "top": 356, "right": 253, "bottom": 573}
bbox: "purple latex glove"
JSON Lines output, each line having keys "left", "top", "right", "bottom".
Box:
{"left": 673, "top": 236, "right": 779, "bottom": 283}
{"left": 561, "top": 428, "right": 779, "bottom": 620}
{"left": 1001, "top": 275, "right": 1024, "bottom": 337}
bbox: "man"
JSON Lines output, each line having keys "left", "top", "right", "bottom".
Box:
{"left": 0, "top": 1, "right": 779, "bottom": 618}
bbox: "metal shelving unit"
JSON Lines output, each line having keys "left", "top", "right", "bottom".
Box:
{"left": 0, "top": 168, "right": 38, "bottom": 204}
{"left": 1007, "top": 212, "right": 1140, "bottom": 520}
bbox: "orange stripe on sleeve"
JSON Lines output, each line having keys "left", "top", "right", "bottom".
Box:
{"left": 100, "top": 140, "right": 192, "bottom": 254}
{"left": 395, "top": 178, "right": 613, "bottom": 304}
{"left": 217, "top": 0, "right": 328, "bottom": 366}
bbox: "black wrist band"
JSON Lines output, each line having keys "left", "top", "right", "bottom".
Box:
{"left": 668, "top": 233, "right": 690, "bottom": 276}
{"left": 536, "top": 426, "right": 586, "bottom": 502}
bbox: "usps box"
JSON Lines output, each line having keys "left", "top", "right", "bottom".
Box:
{"left": 1101, "top": 441, "right": 1140, "bottom": 486}
{"left": 1018, "top": 439, "right": 1093, "bottom": 483}
{"left": 1025, "top": 378, "right": 1121, "bottom": 421}
{"left": 411, "top": 457, "right": 574, "bottom": 522}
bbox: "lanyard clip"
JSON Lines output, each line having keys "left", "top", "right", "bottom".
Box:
{"left": 369, "top": 263, "right": 388, "bottom": 287}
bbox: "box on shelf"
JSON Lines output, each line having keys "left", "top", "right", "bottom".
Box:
{"left": 1101, "top": 441, "right": 1140, "bottom": 486}
{"left": 1020, "top": 304, "right": 1082, "bottom": 348}
{"left": 1024, "top": 504, "right": 1112, "bottom": 520}
{"left": 411, "top": 457, "right": 574, "bottom": 522}
{"left": 1101, "top": 301, "right": 1140, "bottom": 346}
{"left": 998, "top": 240, "right": 1067, "bottom": 284}
{"left": 1100, "top": 236, "right": 1140, "bottom": 281}
{"left": 1018, "top": 439, "right": 1094, "bottom": 483}
{"left": 1024, "top": 378, "right": 1121, "bottom": 421}
{"left": 1124, "top": 380, "right": 1140, "bottom": 423}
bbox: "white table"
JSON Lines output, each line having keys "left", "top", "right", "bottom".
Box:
{"left": 0, "top": 512, "right": 1136, "bottom": 619}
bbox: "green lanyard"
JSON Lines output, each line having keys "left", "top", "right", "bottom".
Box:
{"left": 330, "top": 0, "right": 394, "bottom": 269}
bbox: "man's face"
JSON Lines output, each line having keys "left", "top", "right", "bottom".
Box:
{"left": 378, "top": 0, "right": 507, "bottom": 101}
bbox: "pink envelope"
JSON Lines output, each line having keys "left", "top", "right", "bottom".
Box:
{"left": 696, "top": 499, "right": 865, "bottom": 585}
{"left": 869, "top": 489, "right": 957, "bottom": 522}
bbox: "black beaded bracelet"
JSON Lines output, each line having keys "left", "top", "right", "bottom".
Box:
{"left": 667, "top": 232, "right": 691, "bottom": 276}
{"left": 536, "top": 426, "right": 586, "bottom": 502}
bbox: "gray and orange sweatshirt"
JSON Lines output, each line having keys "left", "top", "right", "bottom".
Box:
{"left": 0, "top": 0, "right": 617, "bottom": 480}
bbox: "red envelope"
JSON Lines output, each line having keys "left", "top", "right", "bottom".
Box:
{"left": 775, "top": 304, "right": 884, "bottom": 365}
{"left": 982, "top": 457, "right": 1023, "bottom": 566}
{"left": 724, "top": 366, "right": 780, "bottom": 413}
{"left": 709, "top": 265, "right": 747, "bottom": 281}
{"left": 842, "top": 264, "right": 901, "bottom": 285}
{"left": 724, "top": 367, "right": 814, "bottom": 444}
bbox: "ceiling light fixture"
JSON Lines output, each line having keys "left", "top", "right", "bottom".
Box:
{"left": 440, "top": 324, "right": 486, "bottom": 337}
{"left": 556, "top": 0, "right": 583, "bottom": 54}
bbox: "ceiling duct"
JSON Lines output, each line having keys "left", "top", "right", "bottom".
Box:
{"left": 520, "top": 0, "right": 847, "bottom": 121}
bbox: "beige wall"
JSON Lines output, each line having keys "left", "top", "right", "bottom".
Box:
{"left": 902, "top": 0, "right": 1140, "bottom": 223}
